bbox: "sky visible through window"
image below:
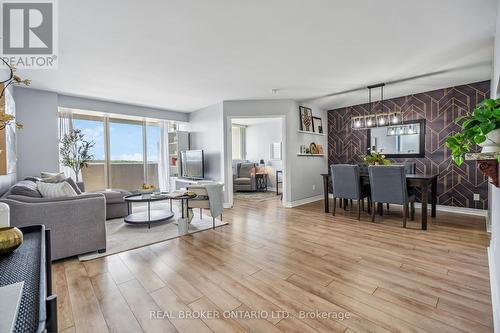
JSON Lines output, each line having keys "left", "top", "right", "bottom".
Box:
{"left": 73, "top": 119, "right": 160, "bottom": 162}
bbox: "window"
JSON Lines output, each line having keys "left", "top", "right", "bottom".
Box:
{"left": 232, "top": 125, "right": 246, "bottom": 160}
{"left": 271, "top": 142, "right": 282, "bottom": 160}
{"left": 72, "top": 116, "right": 106, "bottom": 191}
{"left": 109, "top": 119, "right": 144, "bottom": 190}
{"left": 64, "top": 110, "right": 176, "bottom": 191}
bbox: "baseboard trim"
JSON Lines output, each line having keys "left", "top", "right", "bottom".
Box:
{"left": 326, "top": 194, "right": 486, "bottom": 217}
{"left": 284, "top": 195, "right": 324, "bottom": 208}
{"left": 488, "top": 244, "right": 500, "bottom": 333}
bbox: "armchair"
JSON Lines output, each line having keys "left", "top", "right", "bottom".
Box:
{"left": 233, "top": 162, "right": 257, "bottom": 192}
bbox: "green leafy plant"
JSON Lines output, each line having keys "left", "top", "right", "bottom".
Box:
{"left": 362, "top": 151, "right": 391, "bottom": 165}
{"left": 60, "top": 129, "right": 95, "bottom": 182}
{"left": 445, "top": 98, "right": 500, "bottom": 166}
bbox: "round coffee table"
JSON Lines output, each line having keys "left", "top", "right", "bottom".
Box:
{"left": 124, "top": 193, "right": 174, "bottom": 229}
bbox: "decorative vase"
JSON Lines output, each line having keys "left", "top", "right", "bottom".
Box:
{"left": 479, "top": 128, "right": 500, "bottom": 153}
{"left": 0, "top": 227, "right": 23, "bottom": 254}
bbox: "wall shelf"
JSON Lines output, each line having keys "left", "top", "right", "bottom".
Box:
{"left": 297, "top": 153, "right": 325, "bottom": 157}
{"left": 465, "top": 152, "right": 499, "bottom": 187}
{"left": 297, "top": 130, "right": 326, "bottom": 137}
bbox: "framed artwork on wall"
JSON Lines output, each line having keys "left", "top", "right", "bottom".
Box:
{"left": 299, "top": 106, "right": 313, "bottom": 132}
{"left": 312, "top": 116, "right": 323, "bottom": 133}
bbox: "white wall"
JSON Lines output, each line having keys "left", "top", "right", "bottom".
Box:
{"left": 489, "top": 1, "right": 500, "bottom": 331}
{"left": 243, "top": 118, "right": 283, "bottom": 187}
{"left": 14, "top": 87, "right": 60, "bottom": 180}
{"left": 223, "top": 99, "right": 328, "bottom": 207}
{"left": 189, "top": 103, "right": 225, "bottom": 183}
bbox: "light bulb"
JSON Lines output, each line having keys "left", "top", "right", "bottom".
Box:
{"left": 392, "top": 115, "right": 399, "bottom": 124}
{"left": 378, "top": 118, "right": 385, "bottom": 125}
{"left": 355, "top": 120, "right": 361, "bottom": 128}
{"left": 366, "top": 119, "right": 373, "bottom": 127}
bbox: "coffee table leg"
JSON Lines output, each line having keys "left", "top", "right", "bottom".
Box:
{"left": 148, "top": 201, "right": 151, "bottom": 229}
{"left": 170, "top": 199, "right": 172, "bottom": 212}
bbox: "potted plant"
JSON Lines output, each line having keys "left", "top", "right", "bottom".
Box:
{"left": 445, "top": 98, "right": 500, "bottom": 166}
{"left": 362, "top": 151, "right": 391, "bottom": 165}
{"left": 60, "top": 129, "right": 95, "bottom": 182}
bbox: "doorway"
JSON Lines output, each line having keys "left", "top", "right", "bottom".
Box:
{"left": 227, "top": 116, "right": 285, "bottom": 206}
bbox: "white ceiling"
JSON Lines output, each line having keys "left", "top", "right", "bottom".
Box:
{"left": 14, "top": 0, "right": 497, "bottom": 112}
{"left": 232, "top": 117, "right": 282, "bottom": 126}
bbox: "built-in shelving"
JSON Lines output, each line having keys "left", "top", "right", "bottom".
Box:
{"left": 297, "top": 130, "right": 326, "bottom": 136}
{"left": 297, "top": 153, "right": 325, "bottom": 157}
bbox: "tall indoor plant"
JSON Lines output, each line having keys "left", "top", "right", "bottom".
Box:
{"left": 60, "top": 129, "right": 95, "bottom": 182}
{"left": 446, "top": 98, "right": 500, "bottom": 166}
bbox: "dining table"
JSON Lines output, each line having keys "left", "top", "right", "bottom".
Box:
{"left": 321, "top": 172, "right": 438, "bottom": 230}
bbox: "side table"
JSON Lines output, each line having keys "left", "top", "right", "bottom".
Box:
{"left": 255, "top": 173, "right": 268, "bottom": 191}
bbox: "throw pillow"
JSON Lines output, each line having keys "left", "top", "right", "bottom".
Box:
{"left": 40, "top": 172, "right": 66, "bottom": 183}
{"left": 64, "top": 177, "right": 82, "bottom": 194}
{"left": 37, "top": 181, "right": 78, "bottom": 198}
{"left": 10, "top": 180, "right": 43, "bottom": 198}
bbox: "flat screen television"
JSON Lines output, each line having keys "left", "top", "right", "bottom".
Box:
{"left": 180, "top": 150, "right": 204, "bottom": 179}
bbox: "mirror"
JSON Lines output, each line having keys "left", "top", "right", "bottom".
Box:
{"left": 367, "top": 119, "right": 425, "bottom": 158}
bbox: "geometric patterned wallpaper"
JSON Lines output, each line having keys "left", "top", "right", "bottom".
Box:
{"left": 327, "top": 80, "right": 490, "bottom": 209}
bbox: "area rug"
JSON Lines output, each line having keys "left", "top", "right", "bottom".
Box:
{"left": 233, "top": 190, "right": 278, "bottom": 202}
{"left": 78, "top": 202, "right": 228, "bottom": 261}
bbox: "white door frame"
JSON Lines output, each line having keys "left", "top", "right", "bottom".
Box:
{"left": 225, "top": 114, "right": 287, "bottom": 207}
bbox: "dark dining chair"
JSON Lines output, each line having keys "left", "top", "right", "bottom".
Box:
{"left": 368, "top": 165, "right": 415, "bottom": 228}
{"left": 331, "top": 164, "right": 371, "bottom": 220}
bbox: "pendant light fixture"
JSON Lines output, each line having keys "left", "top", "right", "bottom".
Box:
{"left": 351, "top": 82, "right": 403, "bottom": 130}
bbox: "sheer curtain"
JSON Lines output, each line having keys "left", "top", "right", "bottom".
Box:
{"left": 157, "top": 121, "right": 170, "bottom": 191}
{"left": 58, "top": 109, "right": 77, "bottom": 179}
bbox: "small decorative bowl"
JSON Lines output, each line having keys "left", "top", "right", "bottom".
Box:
{"left": 0, "top": 227, "right": 23, "bottom": 254}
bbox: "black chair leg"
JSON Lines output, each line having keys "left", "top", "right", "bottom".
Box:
{"left": 332, "top": 198, "right": 336, "bottom": 216}
{"left": 357, "top": 199, "right": 361, "bottom": 221}
{"left": 371, "top": 202, "right": 376, "bottom": 222}
{"left": 410, "top": 202, "right": 415, "bottom": 221}
{"left": 361, "top": 199, "right": 365, "bottom": 212}
{"left": 387, "top": 203, "right": 390, "bottom": 211}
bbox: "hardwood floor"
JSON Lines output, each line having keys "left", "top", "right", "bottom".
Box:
{"left": 53, "top": 196, "right": 493, "bottom": 333}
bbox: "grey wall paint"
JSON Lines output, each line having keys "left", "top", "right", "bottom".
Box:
{"left": 14, "top": 87, "right": 60, "bottom": 180}
{"left": 58, "top": 94, "right": 188, "bottom": 122}
{"left": 189, "top": 103, "right": 225, "bottom": 182}
{"left": 0, "top": 86, "right": 17, "bottom": 194}
{"left": 244, "top": 118, "right": 283, "bottom": 187}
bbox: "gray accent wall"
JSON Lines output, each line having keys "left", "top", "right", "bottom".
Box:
{"left": 59, "top": 94, "right": 188, "bottom": 122}
{"left": 14, "top": 87, "right": 60, "bottom": 181}
{"left": 14, "top": 86, "right": 188, "bottom": 181}
{"left": 189, "top": 103, "right": 225, "bottom": 182}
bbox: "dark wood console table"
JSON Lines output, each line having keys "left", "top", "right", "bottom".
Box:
{"left": 321, "top": 173, "right": 438, "bottom": 230}
{"left": 0, "top": 225, "right": 57, "bottom": 332}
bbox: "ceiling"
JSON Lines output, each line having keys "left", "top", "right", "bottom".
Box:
{"left": 13, "top": 0, "right": 497, "bottom": 112}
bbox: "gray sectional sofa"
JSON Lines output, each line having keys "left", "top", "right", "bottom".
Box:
{"left": 1, "top": 180, "right": 107, "bottom": 260}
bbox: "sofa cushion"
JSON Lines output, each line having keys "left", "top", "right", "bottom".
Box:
{"left": 10, "top": 180, "right": 42, "bottom": 198}
{"left": 41, "top": 172, "right": 66, "bottom": 183}
{"left": 63, "top": 177, "right": 83, "bottom": 194}
{"left": 37, "top": 181, "right": 78, "bottom": 198}
{"left": 234, "top": 177, "right": 251, "bottom": 184}
{"left": 93, "top": 189, "right": 130, "bottom": 204}
{"left": 238, "top": 163, "right": 255, "bottom": 178}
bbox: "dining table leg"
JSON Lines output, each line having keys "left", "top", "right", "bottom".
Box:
{"left": 421, "top": 182, "right": 429, "bottom": 230}
{"left": 323, "top": 175, "right": 329, "bottom": 213}
{"left": 431, "top": 177, "right": 437, "bottom": 217}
